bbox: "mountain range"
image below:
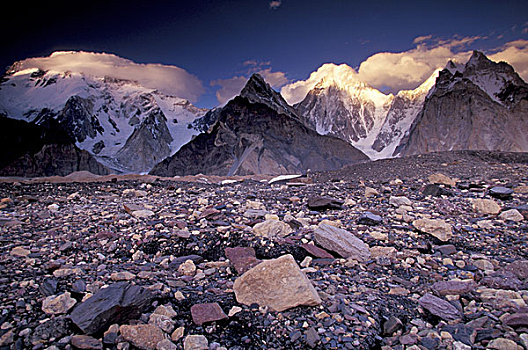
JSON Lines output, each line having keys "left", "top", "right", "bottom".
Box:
{"left": 0, "top": 50, "right": 527, "bottom": 176}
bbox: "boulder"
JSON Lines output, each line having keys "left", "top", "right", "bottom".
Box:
{"left": 233, "top": 254, "right": 321, "bottom": 312}
{"left": 313, "top": 224, "right": 371, "bottom": 261}
{"left": 70, "top": 282, "right": 153, "bottom": 335}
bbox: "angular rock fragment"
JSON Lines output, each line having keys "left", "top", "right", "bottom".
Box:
{"left": 428, "top": 173, "right": 456, "bottom": 187}
{"left": 70, "top": 282, "right": 153, "bottom": 335}
{"left": 413, "top": 218, "right": 452, "bottom": 242}
{"left": 307, "top": 196, "right": 343, "bottom": 211}
{"left": 313, "top": 224, "right": 370, "bottom": 261}
{"left": 502, "top": 313, "right": 528, "bottom": 328}
{"left": 41, "top": 292, "right": 76, "bottom": 315}
{"left": 432, "top": 279, "right": 476, "bottom": 296}
{"left": 71, "top": 335, "right": 103, "bottom": 350}
{"left": 357, "top": 211, "right": 382, "bottom": 225}
{"left": 191, "top": 302, "right": 228, "bottom": 325}
{"left": 499, "top": 209, "right": 524, "bottom": 222}
{"left": 389, "top": 196, "right": 412, "bottom": 207}
{"left": 119, "top": 324, "right": 164, "bottom": 350}
{"left": 472, "top": 198, "right": 501, "bottom": 215}
{"left": 418, "top": 293, "right": 461, "bottom": 321}
{"left": 233, "top": 254, "right": 321, "bottom": 312}
{"left": 252, "top": 219, "right": 293, "bottom": 238}
{"left": 224, "top": 247, "right": 261, "bottom": 274}
{"left": 183, "top": 335, "right": 208, "bottom": 350}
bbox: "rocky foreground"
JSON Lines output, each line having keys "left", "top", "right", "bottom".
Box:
{"left": 0, "top": 151, "right": 527, "bottom": 350}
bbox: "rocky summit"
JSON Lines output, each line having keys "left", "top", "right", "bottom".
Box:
{"left": 0, "top": 150, "right": 527, "bottom": 349}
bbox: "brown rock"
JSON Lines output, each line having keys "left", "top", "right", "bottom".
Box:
{"left": 432, "top": 279, "right": 476, "bottom": 296}
{"left": 190, "top": 303, "right": 228, "bottom": 325}
{"left": 224, "top": 247, "right": 261, "bottom": 274}
{"left": 472, "top": 198, "right": 501, "bottom": 215}
{"left": 119, "top": 324, "right": 164, "bottom": 350}
{"left": 300, "top": 243, "right": 334, "bottom": 259}
{"left": 233, "top": 254, "right": 321, "bottom": 312}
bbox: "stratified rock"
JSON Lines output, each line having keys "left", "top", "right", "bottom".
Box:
{"left": 252, "top": 219, "right": 293, "bottom": 238}
{"left": 70, "top": 282, "right": 153, "bottom": 335}
{"left": 41, "top": 292, "right": 76, "bottom": 315}
{"left": 190, "top": 303, "right": 228, "bottom": 325}
{"left": 183, "top": 335, "right": 208, "bottom": 350}
{"left": 313, "top": 224, "right": 371, "bottom": 261}
{"left": 432, "top": 279, "right": 476, "bottom": 296}
{"left": 307, "top": 196, "right": 344, "bottom": 211}
{"left": 233, "top": 254, "right": 321, "bottom": 312}
{"left": 412, "top": 218, "right": 453, "bottom": 242}
{"left": 71, "top": 335, "right": 103, "bottom": 349}
{"left": 472, "top": 198, "right": 501, "bottom": 215}
{"left": 224, "top": 247, "right": 261, "bottom": 274}
{"left": 418, "top": 293, "right": 462, "bottom": 321}
{"left": 503, "top": 313, "right": 528, "bottom": 328}
{"left": 119, "top": 324, "right": 164, "bottom": 350}
{"left": 489, "top": 186, "right": 514, "bottom": 200}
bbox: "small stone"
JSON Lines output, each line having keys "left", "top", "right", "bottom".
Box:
{"left": 178, "top": 260, "right": 196, "bottom": 276}
{"left": 71, "top": 335, "right": 103, "bottom": 349}
{"left": 412, "top": 218, "right": 452, "bottom": 242}
{"left": 224, "top": 247, "right": 261, "bottom": 274}
{"left": 472, "top": 198, "right": 501, "bottom": 215}
{"left": 42, "top": 292, "right": 76, "bottom": 315}
{"left": 418, "top": 293, "right": 461, "bottom": 321}
{"left": 364, "top": 187, "right": 379, "bottom": 197}
{"left": 156, "top": 339, "right": 177, "bottom": 350}
{"left": 171, "top": 327, "right": 185, "bottom": 342}
{"left": 233, "top": 254, "right": 321, "bottom": 312}
{"left": 190, "top": 303, "right": 228, "bottom": 325}
{"left": 428, "top": 173, "right": 456, "bottom": 187}
{"left": 305, "top": 327, "right": 319, "bottom": 348}
{"left": 183, "top": 335, "right": 208, "bottom": 350}
{"left": 252, "top": 219, "right": 293, "bottom": 238}
{"left": 499, "top": 209, "right": 524, "bottom": 222}
{"left": 383, "top": 316, "right": 403, "bottom": 335}
{"left": 489, "top": 186, "right": 514, "bottom": 200}
{"left": 228, "top": 306, "right": 242, "bottom": 317}
{"left": 313, "top": 224, "right": 370, "bottom": 261}
{"left": 119, "top": 324, "right": 164, "bottom": 350}
{"left": 10, "top": 246, "right": 31, "bottom": 257}
{"left": 149, "top": 313, "right": 175, "bottom": 333}
{"left": 487, "top": 338, "right": 521, "bottom": 350}
{"left": 307, "top": 196, "right": 343, "bottom": 211}
{"left": 152, "top": 305, "right": 177, "bottom": 318}
{"left": 357, "top": 211, "right": 382, "bottom": 226}
{"left": 131, "top": 210, "right": 155, "bottom": 219}
{"left": 432, "top": 279, "right": 476, "bottom": 296}
{"left": 389, "top": 196, "right": 412, "bottom": 207}
{"left": 110, "top": 271, "right": 136, "bottom": 281}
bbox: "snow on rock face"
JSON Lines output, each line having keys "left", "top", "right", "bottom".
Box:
{"left": 0, "top": 53, "right": 208, "bottom": 173}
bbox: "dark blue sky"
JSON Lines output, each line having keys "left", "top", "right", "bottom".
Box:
{"left": 3, "top": 0, "right": 528, "bottom": 108}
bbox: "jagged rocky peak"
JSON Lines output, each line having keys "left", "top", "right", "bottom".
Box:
{"left": 240, "top": 73, "right": 299, "bottom": 119}
{"left": 395, "top": 51, "right": 528, "bottom": 157}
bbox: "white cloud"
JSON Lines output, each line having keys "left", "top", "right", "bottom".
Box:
{"left": 16, "top": 51, "right": 205, "bottom": 103}
{"left": 269, "top": 1, "right": 281, "bottom": 9}
{"left": 489, "top": 39, "right": 528, "bottom": 81}
{"left": 210, "top": 75, "right": 247, "bottom": 106}
{"left": 211, "top": 61, "right": 290, "bottom": 104}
